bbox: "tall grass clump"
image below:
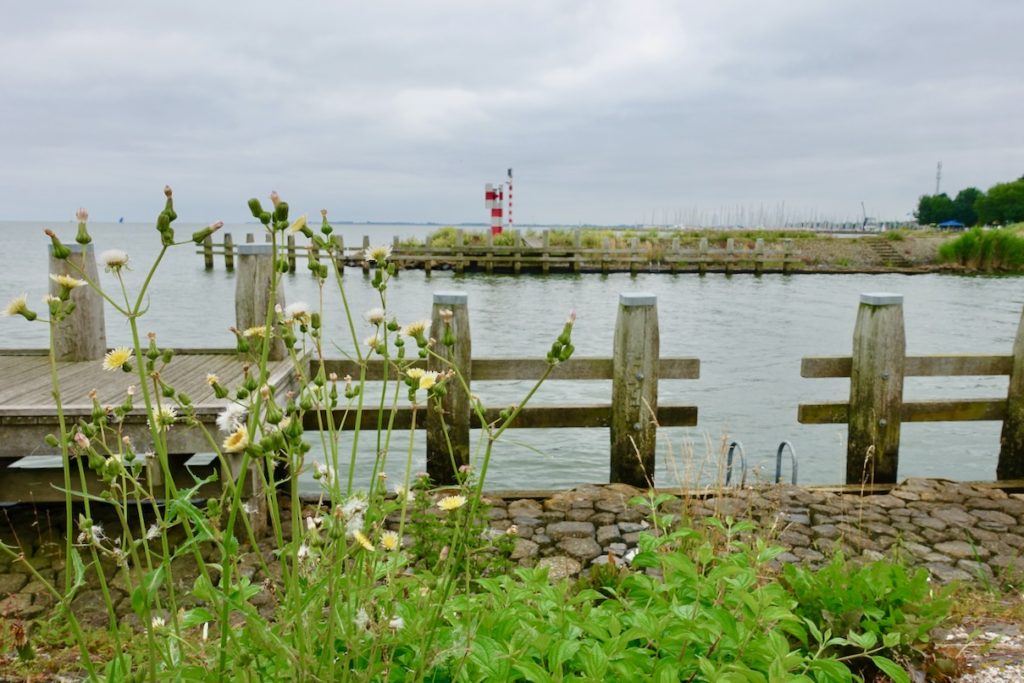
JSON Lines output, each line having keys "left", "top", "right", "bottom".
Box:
{"left": 938, "top": 225, "right": 1024, "bottom": 271}
{"left": 1, "top": 189, "right": 952, "bottom": 681}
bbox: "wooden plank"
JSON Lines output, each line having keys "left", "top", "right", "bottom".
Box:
{"left": 799, "top": 399, "right": 1006, "bottom": 424}
{"left": 313, "top": 356, "right": 699, "bottom": 381}
{"left": 611, "top": 293, "right": 659, "bottom": 486}
{"left": 303, "top": 403, "right": 696, "bottom": 431}
{"left": 0, "top": 457, "right": 219, "bottom": 502}
{"left": 803, "top": 354, "right": 1012, "bottom": 378}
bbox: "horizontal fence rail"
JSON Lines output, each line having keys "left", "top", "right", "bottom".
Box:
{"left": 799, "top": 292, "right": 1024, "bottom": 484}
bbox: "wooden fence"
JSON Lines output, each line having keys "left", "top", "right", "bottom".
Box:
{"left": 306, "top": 291, "right": 700, "bottom": 486}
{"left": 198, "top": 229, "right": 800, "bottom": 275}
{"left": 798, "top": 293, "right": 1024, "bottom": 484}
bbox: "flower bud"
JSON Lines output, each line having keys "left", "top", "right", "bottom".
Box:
{"left": 248, "top": 198, "right": 264, "bottom": 218}
{"left": 45, "top": 229, "right": 71, "bottom": 259}
{"left": 191, "top": 221, "right": 224, "bottom": 245}
{"left": 75, "top": 208, "right": 92, "bottom": 245}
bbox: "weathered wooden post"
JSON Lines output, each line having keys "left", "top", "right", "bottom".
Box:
{"left": 333, "top": 235, "right": 346, "bottom": 274}
{"left": 610, "top": 293, "right": 659, "bottom": 487}
{"left": 601, "top": 237, "right": 610, "bottom": 275}
{"left": 203, "top": 235, "right": 214, "bottom": 270}
{"left": 484, "top": 229, "right": 494, "bottom": 274}
{"left": 426, "top": 291, "right": 471, "bottom": 484}
{"left": 454, "top": 229, "right": 465, "bottom": 275}
{"left": 847, "top": 293, "right": 905, "bottom": 485}
{"left": 754, "top": 238, "right": 765, "bottom": 275}
{"left": 572, "top": 230, "right": 582, "bottom": 274}
{"left": 49, "top": 244, "right": 106, "bottom": 361}
{"left": 629, "top": 236, "right": 640, "bottom": 276}
{"left": 670, "top": 237, "right": 680, "bottom": 274}
{"left": 361, "top": 235, "right": 371, "bottom": 275}
{"left": 286, "top": 235, "right": 297, "bottom": 273}
{"left": 725, "top": 237, "right": 735, "bottom": 275}
{"left": 513, "top": 230, "right": 522, "bottom": 275}
{"left": 998, "top": 305, "right": 1024, "bottom": 479}
{"left": 234, "top": 243, "right": 286, "bottom": 361}
{"left": 782, "top": 238, "right": 793, "bottom": 274}
{"left": 223, "top": 233, "right": 235, "bottom": 271}
{"left": 698, "top": 237, "right": 708, "bottom": 276}
{"left": 542, "top": 230, "right": 551, "bottom": 275}
{"left": 245, "top": 232, "right": 255, "bottom": 244}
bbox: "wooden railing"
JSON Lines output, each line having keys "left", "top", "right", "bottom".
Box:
{"left": 799, "top": 293, "right": 1024, "bottom": 484}
{"left": 305, "top": 291, "right": 700, "bottom": 486}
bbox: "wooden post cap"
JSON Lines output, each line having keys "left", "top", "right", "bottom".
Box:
{"left": 236, "top": 243, "right": 274, "bottom": 256}
{"left": 619, "top": 292, "right": 657, "bottom": 307}
{"left": 434, "top": 291, "right": 468, "bottom": 305}
{"left": 860, "top": 293, "right": 902, "bottom": 306}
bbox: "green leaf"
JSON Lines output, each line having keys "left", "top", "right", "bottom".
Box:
{"left": 869, "top": 656, "right": 910, "bottom": 683}
{"left": 847, "top": 630, "right": 877, "bottom": 650}
{"left": 513, "top": 659, "right": 553, "bottom": 683}
{"left": 130, "top": 565, "right": 166, "bottom": 617}
{"left": 807, "top": 659, "right": 853, "bottom": 682}
{"left": 181, "top": 607, "right": 215, "bottom": 628}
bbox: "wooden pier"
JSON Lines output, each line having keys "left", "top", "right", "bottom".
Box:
{"left": 0, "top": 350, "right": 296, "bottom": 502}
{"left": 197, "top": 229, "right": 801, "bottom": 275}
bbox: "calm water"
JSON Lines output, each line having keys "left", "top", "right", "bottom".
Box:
{"left": 3, "top": 221, "right": 1023, "bottom": 491}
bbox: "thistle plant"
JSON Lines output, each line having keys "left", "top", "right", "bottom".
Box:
{"left": 0, "top": 188, "right": 577, "bottom": 681}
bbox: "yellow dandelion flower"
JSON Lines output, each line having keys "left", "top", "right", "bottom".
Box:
{"left": 243, "top": 326, "right": 267, "bottom": 338}
{"left": 437, "top": 495, "right": 466, "bottom": 512}
{"left": 418, "top": 371, "right": 440, "bottom": 391}
{"left": 288, "top": 214, "right": 308, "bottom": 234}
{"left": 49, "top": 273, "right": 87, "bottom": 289}
{"left": 401, "top": 320, "right": 429, "bottom": 338}
{"left": 2, "top": 294, "right": 29, "bottom": 317}
{"left": 222, "top": 424, "right": 249, "bottom": 453}
{"left": 206, "top": 373, "right": 220, "bottom": 385}
{"left": 380, "top": 530, "right": 400, "bottom": 551}
{"left": 406, "top": 367, "right": 424, "bottom": 380}
{"left": 102, "top": 347, "right": 132, "bottom": 371}
{"left": 353, "top": 530, "right": 374, "bottom": 551}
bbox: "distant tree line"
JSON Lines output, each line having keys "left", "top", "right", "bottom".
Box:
{"left": 916, "top": 175, "right": 1024, "bottom": 226}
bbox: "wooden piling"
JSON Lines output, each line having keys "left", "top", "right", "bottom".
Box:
{"left": 455, "top": 229, "right": 465, "bottom": 275}
{"left": 847, "top": 293, "right": 905, "bottom": 485}
{"left": 333, "top": 235, "right": 345, "bottom": 274}
{"left": 670, "top": 237, "right": 680, "bottom": 274}
{"left": 542, "top": 230, "right": 551, "bottom": 275}
{"left": 629, "top": 237, "right": 640, "bottom": 276}
{"left": 286, "top": 235, "right": 297, "bottom": 273}
{"left": 234, "top": 243, "right": 286, "bottom": 361}
{"left": 999, "top": 306, "right": 1024, "bottom": 478}
{"left": 49, "top": 244, "right": 106, "bottom": 361}
{"left": 754, "top": 238, "right": 765, "bottom": 275}
{"left": 601, "top": 238, "right": 610, "bottom": 275}
{"left": 572, "top": 231, "right": 582, "bottom": 274}
{"left": 203, "top": 236, "right": 214, "bottom": 270}
{"left": 426, "top": 291, "right": 471, "bottom": 484}
{"left": 610, "top": 293, "right": 659, "bottom": 487}
{"left": 698, "top": 238, "right": 708, "bottom": 276}
{"left": 223, "top": 233, "right": 235, "bottom": 271}
{"left": 782, "top": 238, "right": 793, "bottom": 274}
{"left": 484, "top": 230, "right": 494, "bottom": 274}
{"left": 513, "top": 230, "right": 522, "bottom": 275}
{"left": 362, "top": 235, "right": 371, "bottom": 275}
{"left": 725, "top": 238, "right": 735, "bottom": 275}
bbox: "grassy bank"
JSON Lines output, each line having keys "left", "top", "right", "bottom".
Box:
{"left": 938, "top": 223, "right": 1024, "bottom": 271}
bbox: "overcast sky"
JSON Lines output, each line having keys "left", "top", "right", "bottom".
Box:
{"left": 3, "top": 1, "right": 1022, "bottom": 226}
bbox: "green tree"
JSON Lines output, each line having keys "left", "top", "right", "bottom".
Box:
{"left": 915, "top": 193, "right": 955, "bottom": 224}
{"left": 952, "top": 187, "right": 984, "bottom": 226}
{"left": 975, "top": 178, "right": 1024, "bottom": 225}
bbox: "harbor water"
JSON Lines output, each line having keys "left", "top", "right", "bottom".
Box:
{"left": 2, "top": 221, "right": 1023, "bottom": 492}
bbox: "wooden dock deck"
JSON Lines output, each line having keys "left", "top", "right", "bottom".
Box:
{"left": 0, "top": 350, "right": 297, "bottom": 502}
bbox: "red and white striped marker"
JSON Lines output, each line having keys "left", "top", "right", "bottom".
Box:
{"left": 484, "top": 183, "right": 503, "bottom": 234}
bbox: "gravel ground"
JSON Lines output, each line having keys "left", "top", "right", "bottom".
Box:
{"left": 944, "top": 622, "right": 1024, "bottom": 682}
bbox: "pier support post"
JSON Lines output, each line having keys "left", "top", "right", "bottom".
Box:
{"left": 286, "top": 235, "right": 297, "bottom": 273}
{"left": 847, "top": 293, "right": 905, "bottom": 485}
{"left": 49, "top": 244, "right": 106, "bottom": 361}
{"left": 455, "top": 229, "right": 465, "bottom": 275}
{"left": 572, "top": 230, "right": 582, "bottom": 274}
{"left": 235, "top": 243, "right": 286, "bottom": 361}
{"left": 333, "top": 235, "right": 346, "bottom": 275}
{"left": 754, "top": 238, "right": 765, "bottom": 275}
{"left": 223, "top": 233, "right": 235, "bottom": 271}
{"left": 542, "top": 230, "right": 551, "bottom": 275}
{"left": 203, "top": 236, "right": 214, "bottom": 270}
{"left": 426, "top": 291, "right": 472, "bottom": 484}
{"left": 362, "top": 236, "right": 371, "bottom": 275}
{"left": 611, "top": 293, "right": 659, "bottom": 487}
{"left": 698, "top": 238, "right": 708, "bottom": 276}
{"left": 999, "top": 305, "right": 1024, "bottom": 478}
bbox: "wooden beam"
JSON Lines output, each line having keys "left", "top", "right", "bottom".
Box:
{"left": 803, "top": 354, "right": 1012, "bottom": 378}
{"left": 799, "top": 398, "right": 1006, "bottom": 424}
